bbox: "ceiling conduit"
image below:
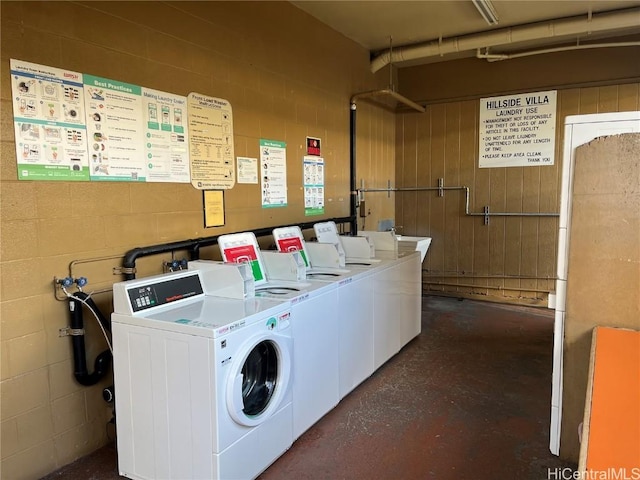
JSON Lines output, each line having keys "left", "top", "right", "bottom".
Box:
{"left": 370, "top": 7, "right": 640, "bottom": 72}
{"left": 476, "top": 41, "right": 640, "bottom": 61}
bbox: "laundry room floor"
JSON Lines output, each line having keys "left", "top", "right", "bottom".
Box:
{"left": 41, "top": 295, "right": 576, "bottom": 480}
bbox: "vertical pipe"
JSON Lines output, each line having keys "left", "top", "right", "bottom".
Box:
{"left": 350, "top": 102, "right": 358, "bottom": 235}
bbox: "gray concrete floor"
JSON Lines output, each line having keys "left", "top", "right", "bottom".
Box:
{"left": 42, "top": 295, "right": 576, "bottom": 480}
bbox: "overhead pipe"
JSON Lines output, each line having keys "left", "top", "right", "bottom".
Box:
{"left": 371, "top": 7, "right": 640, "bottom": 72}
{"left": 121, "top": 216, "right": 355, "bottom": 280}
{"left": 476, "top": 41, "right": 640, "bottom": 62}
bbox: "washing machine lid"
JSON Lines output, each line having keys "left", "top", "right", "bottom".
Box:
{"left": 219, "top": 231, "right": 337, "bottom": 293}
{"left": 122, "top": 295, "right": 290, "bottom": 338}
{"left": 272, "top": 226, "right": 311, "bottom": 268}
{"left": 218, "top": 232, "right": 272, "bottom": 287}
{"left": 255, "top": 278, "right": 336, "bottom": 301}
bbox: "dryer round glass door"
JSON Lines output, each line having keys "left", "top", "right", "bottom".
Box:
{"left": 227, "top": 333, "right": 292, "bottom": 427}
{"left": 242, "top": 340, "right": 277, "bottom": 416}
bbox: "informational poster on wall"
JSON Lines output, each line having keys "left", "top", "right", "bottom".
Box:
{"left": 479, "top": 90, "right": 557, "bottom": 168}
{"left": 187, "top": 93, "right": 235, "bottom": 190}
{"left": 260, "top": 139, "right": 288, "bottom": 208}
{"left": 203, "top": 190, "right": 225, "bottom": 227}
{"left": 10, "top": 58, "right": 194, "bottom": 184}
{"left": 84, "top": 74, "right": 145, "bottom": 181}
{"left": 303, "top": 155, "right": 325, "bottom": 216}
{"left": 10, "top": 59, "right": 90, "bottom": 181}
{"left": 236, "top": 156, "right": 258, "bottom": 184}
{"left": 142, "top": 88, "right": 190, "bottom": 183}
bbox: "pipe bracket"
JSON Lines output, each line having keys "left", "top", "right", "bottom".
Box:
{"left": 59, "top": 327, "right": 85, "bottom": 337}
{"left": 113, "top": 266, "right": 136, "bottom": 276}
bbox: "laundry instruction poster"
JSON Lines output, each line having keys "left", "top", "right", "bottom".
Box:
{"left": 479, "top": 90, "right": 557, "bottom": 168}
{"left": 187, "top": 93, "right": 235, "bottom": 190}
{"left": 10, "top": 59, "right": 90, "bottom": 181}
{"left": 142, "top": 88, "right": 190, "bottom": 183}
{"left": 260, "top": 139, "right": 287, "bottom": 208}
{"left": 303, "top": 155, "right": 324, "bottom": 216}
{"left": 84, "top": 74, "right": 145, "bottom": 181}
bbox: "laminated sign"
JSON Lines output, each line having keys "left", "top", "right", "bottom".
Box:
{"left": 188, "top": 93, "right": 235, "bottom": 189}
{"left": 479, "top": 90, "right": 557, "bottom": 168}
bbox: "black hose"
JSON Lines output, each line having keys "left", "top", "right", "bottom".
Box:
{"left": 68, "top": 293, "right": 111, "bottom": 386}
{"left": 73, "top": 291, "right": 111, "bottom": 332}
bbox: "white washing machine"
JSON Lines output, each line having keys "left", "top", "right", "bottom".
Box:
{"left": 192, "top": 245, "right": 342, "bottom": 441}
{"left": 255, "top": 279, "right": 339, "bottom": 440}
{"left": 303, "top": 263, "right": 377, "bottom": 399}
{"left": 370, "top": 251, "right": 422, "bottom": 370}
{"left": 112, "top": 268, "right": 293, "bottom": 480}
{"left": 271, "top": 226, "right": 379, "bottom": 398}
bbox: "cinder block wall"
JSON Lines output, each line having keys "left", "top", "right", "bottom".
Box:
{"left": 0, "top": 2, "right": 394, "bottom": 478}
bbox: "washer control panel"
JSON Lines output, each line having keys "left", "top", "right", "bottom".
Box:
{"left": 127, "top": 273, "right": 204, "bottom": 313}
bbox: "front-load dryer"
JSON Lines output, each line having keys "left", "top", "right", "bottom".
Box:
{"left": 111, "top": 269, "right": 293, "bottom": 480}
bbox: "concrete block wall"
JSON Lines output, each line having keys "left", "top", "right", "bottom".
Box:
{"left": 0, "top": 2, "right": 394, "bottom": 478}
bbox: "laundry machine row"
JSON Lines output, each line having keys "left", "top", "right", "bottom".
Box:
{"left": 111, "top": 226, "right": 426, "bottom": 479}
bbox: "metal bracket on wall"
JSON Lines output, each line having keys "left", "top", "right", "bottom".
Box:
{"left": 357, "top": 179, "right": 559, "bottom": 225}
{"left": 112, "top": 266, "right": 136, "bottom": 276}
{"left": 58, "top": 327, "right": 85, "bottom": 337}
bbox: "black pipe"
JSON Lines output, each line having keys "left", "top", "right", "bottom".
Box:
{"left": 122, "top": 216, "right": 356, "bottom": 280}
{"left": 69, "top": 293, "right": 111, "bottom": 386}
{"left": 350, "top": 102, "right": 358, "bottom": 235}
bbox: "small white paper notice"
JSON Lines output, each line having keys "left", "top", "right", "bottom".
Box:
{"left": 237, "top": 156, "right": 258, "bottom": 184}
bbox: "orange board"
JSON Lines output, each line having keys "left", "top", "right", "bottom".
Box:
{"left": 585, "top": 327, "right": 640, "bottom": 471}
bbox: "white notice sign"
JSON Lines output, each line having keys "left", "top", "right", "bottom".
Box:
{"left": 187, "top": 93, "right": 235, "bottom": 190}
{"left": 479, "top": 90, "right": 557, "bottom": 168}
{"left": 237, "top": 156, "right": 258, "bottom": 184}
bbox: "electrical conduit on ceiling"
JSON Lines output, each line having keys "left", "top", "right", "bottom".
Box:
{"left": 370, "top": 7, "right": 640, "bottom": 72}
{"left": 475, "top": 41, "right": 640, "bottom": 62}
